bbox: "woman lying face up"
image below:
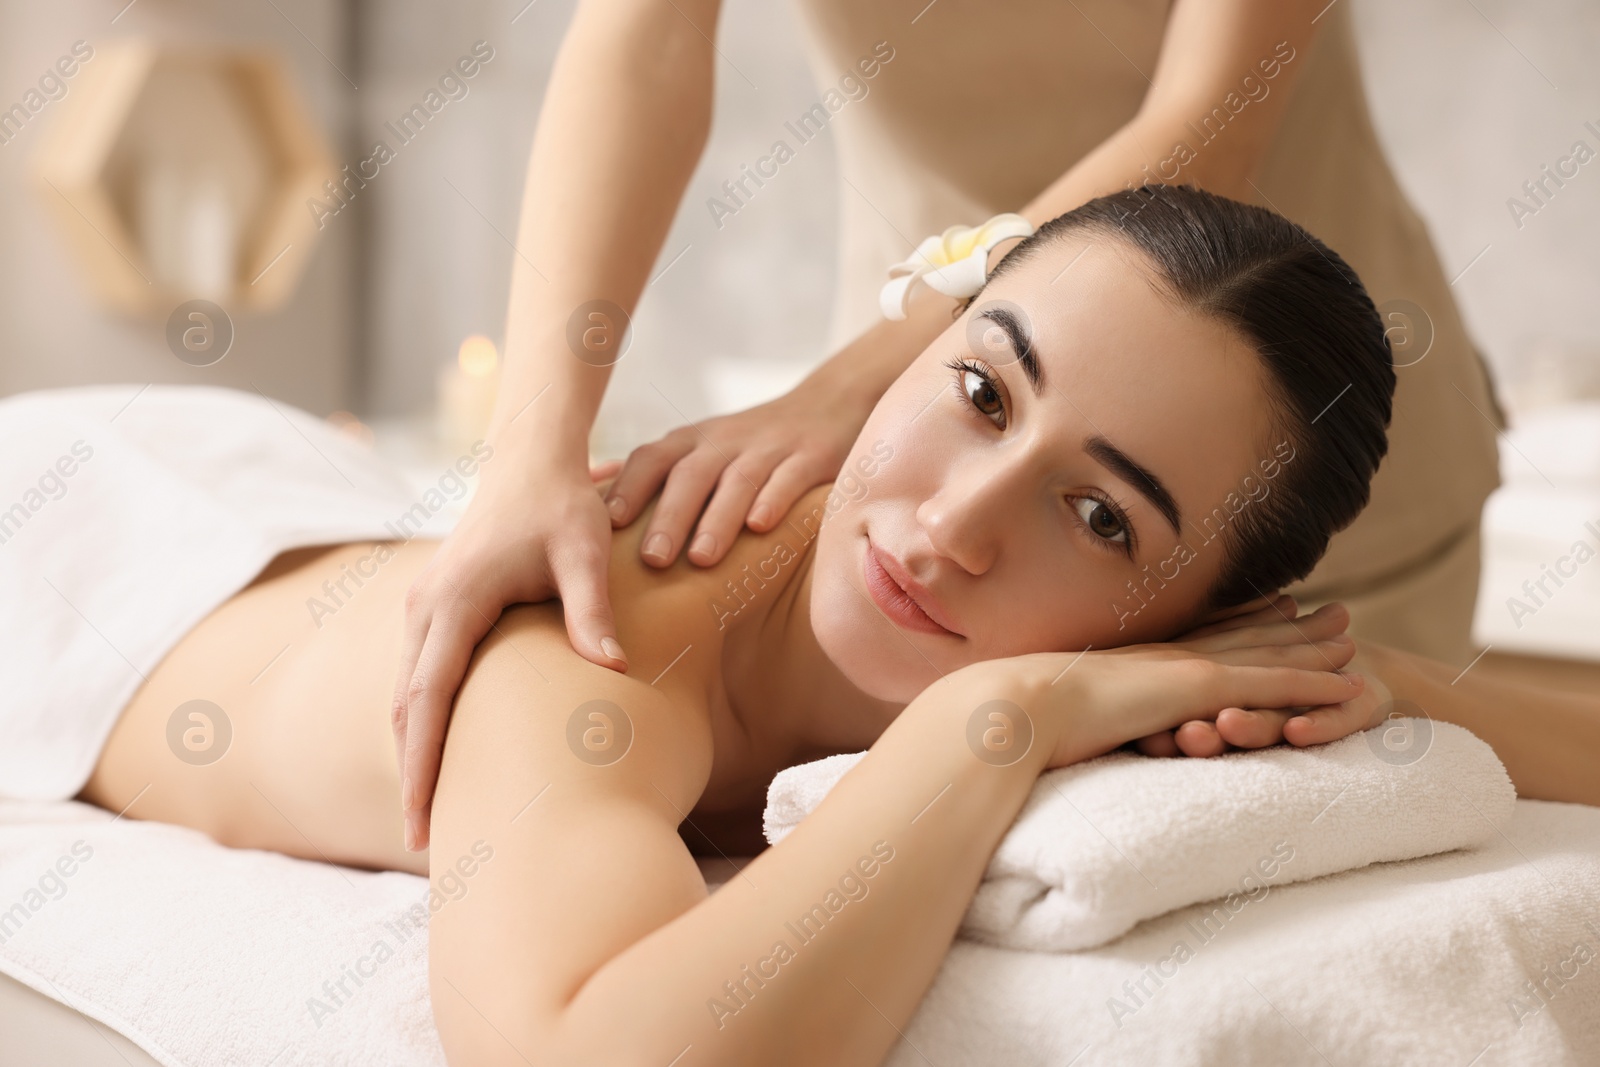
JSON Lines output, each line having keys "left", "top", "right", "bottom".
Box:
{"left": 809, "top": 184, "right": 1395, "bottom": 703}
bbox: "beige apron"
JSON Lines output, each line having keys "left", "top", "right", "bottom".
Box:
{"left": 791, "top": 0, "right": 1502, "bottom": 664}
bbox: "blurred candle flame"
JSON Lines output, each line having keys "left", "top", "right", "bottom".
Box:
{"left": 458, "top": 334, "right": 498, "bottom": 378}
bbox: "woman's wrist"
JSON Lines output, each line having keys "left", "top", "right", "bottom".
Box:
{"left": 910, "top": 657, "right": 1061, "bottom": 778}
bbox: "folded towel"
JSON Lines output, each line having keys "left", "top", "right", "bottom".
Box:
{"left": 764, "top": 720, "right": 1516, "bottom": 951}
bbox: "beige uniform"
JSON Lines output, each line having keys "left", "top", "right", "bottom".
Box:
{"left": 792, "top": 0, "right": 1502, "bottom": 664}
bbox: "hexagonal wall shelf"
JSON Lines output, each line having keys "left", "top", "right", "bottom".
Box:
{"left": 32, "top": 42, "right": 335, "bottom": 315}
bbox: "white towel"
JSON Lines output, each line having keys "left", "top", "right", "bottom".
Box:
{"left": 0, "top": 385, "right": 446, "bottom": 801}
{"left": 765, "top": 720, "right": 1516, "bottom": 951}
{"left": 0, "top": 800, "right": 445, "bottom": 1067}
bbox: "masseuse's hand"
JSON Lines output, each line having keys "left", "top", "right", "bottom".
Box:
{"left": 1131, "top": 597, "right": 1384, "bottom": 758}
{"left": 392, "top": 459, "right": 624, "bottom": 851}
{"left": 603, "top": 376, "right": 865, "bottom": 568}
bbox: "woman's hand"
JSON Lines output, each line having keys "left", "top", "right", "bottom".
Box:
{"left": 1130, "top": 597, "right": 1388, "bottom": 758}
{"left": 958, "top": 605, "right": 1364, "bottom": 771}
{"left": 391, "top": 459, "right": 625, "bottom": 851}
{"left": 602, "top": 375, "right": 868, "bottom": 568}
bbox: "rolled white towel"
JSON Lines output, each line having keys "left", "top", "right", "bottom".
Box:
{"left": 764, "top": 720, "right": 1515, "bottom": 951}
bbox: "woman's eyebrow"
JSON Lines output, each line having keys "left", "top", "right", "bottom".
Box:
{"left": 976, "top": 308, "right": 1043, "bottom": 395}
{"left": 1083, "top": 435, "right": 1182, "bottom": 535}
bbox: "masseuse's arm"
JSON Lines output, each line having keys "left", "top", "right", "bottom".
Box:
{"left": 1361, "top": 643, "right": 1600, "bottom": 807}
{"left": 428, "top": 617, "right": 1360, "bottom": 1065}
{"left": 394, "top": 0, "right": 722, "bottom": 849}
{"left": 606, "top": 0, "right": 1327, "bottom": 569}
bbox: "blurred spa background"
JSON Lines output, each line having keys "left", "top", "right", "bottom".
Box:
{"left": 1, "top": 0, "right": 1598, "bottom": 677}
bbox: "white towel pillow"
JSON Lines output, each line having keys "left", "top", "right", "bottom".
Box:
{"left": 764, "top": 720, "right": 1515, "bottom": 951}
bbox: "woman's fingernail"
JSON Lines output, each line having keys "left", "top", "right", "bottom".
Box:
{"left": 402, "top": 777, "right": 415, "bottom": 811}
{"left": 749, "top": 503, "right": 773, "bottom": 528}
{"left": 1331, "top": 633, "right": 1352, "bottom": 645}
{"left": 600, "top": 635, "right": 625, "bottom": 663}
{"left": 607, "top": 495, "right": 626, "bottom": 522}
{"left": 689, "top": 531, "right": 717, "bottom": 562}
{"left": 642, "top": 532, "right": 672, "bottom": 563}
{"left": 403, "top": 817, "right": 417, "bottom": 852}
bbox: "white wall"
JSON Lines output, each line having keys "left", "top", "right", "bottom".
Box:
{"left": 350, "top": 0, "right": 839, "bottom": 460}
{"left": 3, "top": 0, "right": 1596, "bottom": 441}
{"left": 352, "top": 0, "right": 1600, "bottom": 454}
{"left": 1355, "top": 0, "right": 1600, "bottom": 415}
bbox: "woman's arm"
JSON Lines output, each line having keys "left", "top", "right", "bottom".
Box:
{"left": 1363, "top": 642, "right": 1600, "bottom": 807}
{"left": 394, "top": 0, "right": 724, "bottom": 849}
{"left": 605, "top": 0, "right": 1329, "bottom": 570}
{"left": 1136, "top": 605, "right": 1600, "bottom": 807}
{"left": 427, "top": 607, "right": 1360, "bottom": 1066}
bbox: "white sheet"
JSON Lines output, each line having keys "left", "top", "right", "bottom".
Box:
{"left": 3, "top": 796, "right": 1598, "bottom": 1066}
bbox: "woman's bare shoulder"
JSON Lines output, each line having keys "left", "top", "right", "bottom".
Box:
{"left": 452, "top": 601, "right": 716, "bottom": 814}
{"left": 443, "top": 482, "right": 840, "bottom": 817}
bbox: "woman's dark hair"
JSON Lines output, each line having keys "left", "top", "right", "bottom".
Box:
{"left": 971, "top": 183, "right": 1395, "bottom": 612}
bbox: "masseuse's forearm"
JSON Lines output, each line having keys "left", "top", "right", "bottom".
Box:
{"left": 491, "top": 0, "right": 719, "bottom": 464}
{"left": 557, "top": 668, "right": 1050, "bottom": 1065}
{"left": 1377, "top": 644, "right": 1600, "bottom": 807}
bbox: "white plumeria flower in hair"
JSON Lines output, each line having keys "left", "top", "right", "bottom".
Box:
{"left": 878, "top": 213, "right": 1036, "bottom": 320}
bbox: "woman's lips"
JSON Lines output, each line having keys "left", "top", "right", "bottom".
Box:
{"left": 863, "top": 541, "right": 962, "bottom": 637}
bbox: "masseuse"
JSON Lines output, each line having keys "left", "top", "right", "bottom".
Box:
{"left": 391, "top": 0, "right": 1502, "bottom": 837}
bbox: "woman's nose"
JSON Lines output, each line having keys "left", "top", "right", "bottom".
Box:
{"left": 915, "top": 457, "right": 1024, "bottom": 576}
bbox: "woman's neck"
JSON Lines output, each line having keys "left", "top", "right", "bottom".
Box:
{"left": 720, "top": 534, "right": 904, "bottom": 765}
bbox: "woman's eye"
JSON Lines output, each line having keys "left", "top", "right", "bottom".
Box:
{"left": 1073, "top": 497, "right": 1128, "bottom": 544}
{"left": 962, "top": 369, "right": 1005, "bottom": 425}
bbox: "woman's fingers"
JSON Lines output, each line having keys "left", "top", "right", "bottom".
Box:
{"left": 390, "top": 587, "right": 435, "bottom": 789}
{"left": 1134, "top": 730, "right": 1181, "bottom": 757}
{"left": 1177, "top": 595, "right": 1295, "bottom": 641}
{"left": 1209, "top": 661, "right": 1363, "bottom": 716}
{"left": 1210, "top": 633, "right": 1356, "bottom": 674}
{"left": 1188, "top": 602, "right": 1349, "bottom": 654}
{"left": 636, "top": 451, "right": 728, "bottom": 567}
{"left": 1174, "top": 718, "right": 1231, "bottom": 758}
{"left": 1212, "top": 706, "right": 1296, "bottom": 749}
{"left": 549, "top": 537, "right": 626, "bottom": 670}
{"left": 1142, "top": 706, "right": 1324, "bottom": 760}
{"left": 604, "top": 433, "right": 696, "bottom": 529}
{"left": 1283, "top": 696, "right": 1377, "bottom": 748}
{"left": 686, "top": 452, "right": 782, "bottom": 566}
{"left": 747, "top": 452, "right": 833, "bottom": 532}
{"left": 400, "top": 595, "right": 495, "bottom": 851}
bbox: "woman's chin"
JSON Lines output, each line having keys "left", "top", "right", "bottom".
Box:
{"left": 811, "top": 597, "right": 942, "bottom": 704}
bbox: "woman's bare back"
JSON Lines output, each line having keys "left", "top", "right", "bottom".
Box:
{"left": 80, "top": 485, "right": 835, "bottom": 874}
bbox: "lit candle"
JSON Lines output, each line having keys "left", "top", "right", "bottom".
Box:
{"left": 437, "top": 334, "right": 500, "bottom": 451}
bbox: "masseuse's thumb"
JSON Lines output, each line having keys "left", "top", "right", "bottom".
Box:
{"left": 556, "top": 548, "right": 627, "bottom": 673}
